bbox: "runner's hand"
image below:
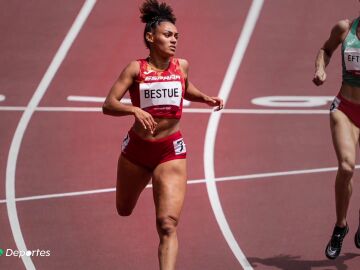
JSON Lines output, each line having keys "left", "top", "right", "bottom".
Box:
{"left": 313, "top": 69, "right": 326, "bottom": 86}
{"left": 204, "top": 96, "right": 224, "bottom": 111}
{"left": 133, "top": 107, "right": 157, "bottom": 133}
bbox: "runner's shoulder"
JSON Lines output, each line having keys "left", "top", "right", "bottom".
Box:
{"left": 333, "top": 19, "right": 351, "bottom": 35}
{"left": 122, "top": 60, "right": 140, "bottom": 78}
{"left": 177, "top": 58, "right": 189, "bottom": 75}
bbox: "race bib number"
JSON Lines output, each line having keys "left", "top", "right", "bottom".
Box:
{"left": 344, "top": 47, "right": 360, "bottom": 74}
{"left": 139, "top": 81, "right": 182, "bottom": 109}
{"left": 173, "top": 138, "right": 186, "bottom": 155}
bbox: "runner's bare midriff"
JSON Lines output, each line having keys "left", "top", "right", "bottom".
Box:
{"left": 132, "top": 117, "right": 180, "bottom": 140}
{"left": 340, "top": 83, "right": 360, "bottom": 104}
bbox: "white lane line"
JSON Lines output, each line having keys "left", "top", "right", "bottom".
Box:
{"left": 1, "top": 164, "right": 355, "bottom": 204}
{"left": 67, "top": 95, "right": 106, "bottom": 102}
{"left": 252, "top": 96, "right": 334, "bottom": 107}
{"left": 0, "top": 95, "right": 5, "bottom": 102}
{"left": 0, "top": 106, "right": 27, "bottom": 111}
{"left": 221, "top": 109, "right": 329, "bottom": 114}
{"left": 204, "top": 0, "right": 264, "bottom": 269}
{"left": 5, "top": 1, "right": 96, "bottom": 269}
{"left": 37, "top": 107, "right": 101, "bottom": 112}
{"left": 67, "top": 95, "right": 192, "bottom": 106}
{"left": 0, "top": 106, "right": 330, "bottom": 114}
{"left": 3, "top": 187, "right": 117, "bottom": 203}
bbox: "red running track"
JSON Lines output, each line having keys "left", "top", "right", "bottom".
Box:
{"left": 1, "top": 0, "right": 360, "bottom": 269}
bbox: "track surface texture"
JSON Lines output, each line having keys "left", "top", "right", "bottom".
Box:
{"left": 1, "top": 0, "right": 360, "bottom": 269}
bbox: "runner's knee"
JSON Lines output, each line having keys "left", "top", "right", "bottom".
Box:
{"left": 156, "top": 215, "right": 179, "bottom": 236}
{"left": 116, "top": 201, "right": 134, "bottom": 216}
{"left": 338, "top": 159, "right": 355, "bottom": 179}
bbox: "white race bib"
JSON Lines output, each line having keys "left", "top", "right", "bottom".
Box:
{"left": 344, "top": 47, "right": 360, "bottom": 72}
{"left": 139, "top": 81, "right": 182, "bottom": 109}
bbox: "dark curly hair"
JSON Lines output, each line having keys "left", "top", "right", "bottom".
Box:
{"left": 139, "top": 0, "right": 176, "bottom": 49}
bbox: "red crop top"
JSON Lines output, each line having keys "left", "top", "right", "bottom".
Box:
{"left": 129, "top": 58, "right": 186, "bottom": 119}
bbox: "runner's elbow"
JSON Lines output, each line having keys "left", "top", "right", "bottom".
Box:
{"left": 321, "top": 47, "right": 332, "bottom": 58}
{"left": 102, "top": 99, "right": 113, "bottom": 115}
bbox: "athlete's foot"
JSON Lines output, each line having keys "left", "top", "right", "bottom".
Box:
{"left": 355, "top": 228, "right": 360, "bottom": 249}
{"left": 325, "top": 224, "right": 349, "bottom": 260}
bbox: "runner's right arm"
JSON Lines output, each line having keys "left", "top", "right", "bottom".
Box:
{"left": 313, "top": 20, "right": 350, "bottom": 86}
{"left": 102, "top": 61, "right": 157, "bottom": 132}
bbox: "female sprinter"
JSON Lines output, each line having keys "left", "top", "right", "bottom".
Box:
{"left": 102, "top": 0, "right": 223, "bottom": 269}
{"left": 313, "top": 5, "right": 360, "bottom": 260}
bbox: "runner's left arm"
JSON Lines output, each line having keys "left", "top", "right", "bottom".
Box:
{"left": 313, "top": 19, "right": 350, "bottom": 86}
{"left": 179, "top": 58, "right": 223, "bottom": 111}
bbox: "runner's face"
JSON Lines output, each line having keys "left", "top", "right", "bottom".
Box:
{"left": 150, "top": 22, "right": 178, "bottom": 56}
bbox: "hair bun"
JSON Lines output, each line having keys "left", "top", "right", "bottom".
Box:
{"left": 140, "top": 0, "right": 176, "bottom": 24}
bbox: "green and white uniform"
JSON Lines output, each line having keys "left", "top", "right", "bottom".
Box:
{"left": 342, "top": 17, "right": 360, "bottom": 87}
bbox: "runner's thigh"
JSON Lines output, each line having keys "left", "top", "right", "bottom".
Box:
{"left": 116, "top": 155, "right": 152, "bottom": 212}
{"left": 152, "top": 159, "right": 187, "bottom": 218}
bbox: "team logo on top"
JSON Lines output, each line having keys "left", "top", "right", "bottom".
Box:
{"left": 121, "top": 133, "right": 130, "bottom": 152}
{"left": 173, "top": 138, "right": 186, "bottom": 155}
{"left": 330, "top": 97, "right": 340, "bottom": 112}
{"left": 143, "top": 70, "right": 153, "bottom": 75}
{"left": 144, "top": 74, "right": 181, "bottom": 81}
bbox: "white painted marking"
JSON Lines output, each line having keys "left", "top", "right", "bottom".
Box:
{"left": 0, "top": 106, "right": 331, "bottom": 114}
{"left": 67, "top": 95, "right": 191, "bottom": 106}
{"left": 7, "top": 187, "right": 116, "bottom": 203}
{"left": 1, "top": 164, "right": 356, "bottom": 204}
{"left": 67, "top": 95, "right": 106, "bottom": 102}
{"left": 183, "top": 99, "right": 191, "bottom": 106}
{"left": 0, "top": 106, "right": 27, "bottom": 111}
{"left": 37, "top": 107, "right": 101, "bottom": 112}
{"left": 0, "top": 95, "right": 5, "bottom": 102}
{"left": 5, "top": 1, "right": 96, "bottom": 269}
{"left": 252, "top": 96, "right": 334, "bottom": 107}
{"left": 221, "top": 109, "right": 329, "bottom": 114}
{"left": 204, "top": 1, "right": 263, "bottom": 269}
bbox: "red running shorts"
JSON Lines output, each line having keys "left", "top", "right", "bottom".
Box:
{"left": 121, "top": 128, "right": 187, "bottom": 171}
{"left": 330, "top": 93, "right": 360, "bottom": 128}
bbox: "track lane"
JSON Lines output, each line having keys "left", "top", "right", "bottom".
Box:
{"left": 0, "top": 1, "right": 87, "bottom": 269}
{"left": 3, "top": 1, "right": 360, "bottom": 269}
{"left": 11, "top": 0, "right": 254, "bottom": 269}
{"left": 215, "top": 0, "right": 360, "bottom": 269}
{"left": 4, "top": 1, "right": 96, "bottom": 269}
